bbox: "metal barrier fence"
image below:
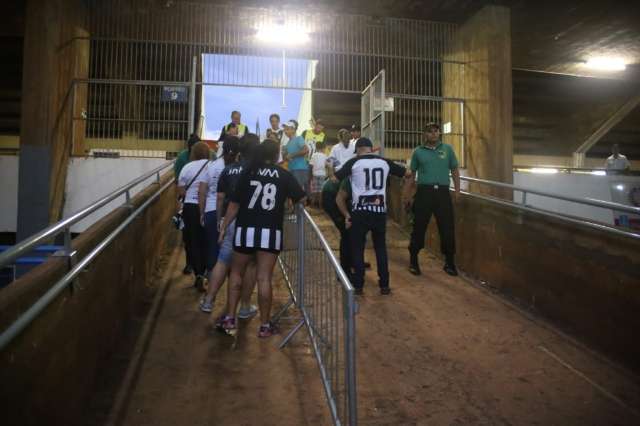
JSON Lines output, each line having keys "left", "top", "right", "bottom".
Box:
{"left": 276, "top": 206, "right": 357, "bottom": 426}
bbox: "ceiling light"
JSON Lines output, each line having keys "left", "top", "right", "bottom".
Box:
{"left": 591, "top": 170, "right": 606, "bottom": 176}
{"left": 256, "top": 25, "right": 309, "bottom": 45}
{"left": 531, "top": 168, "right": 558, "bottom": 174}
{"left": 584, "top": 57, "right": 626, "bottom": 71}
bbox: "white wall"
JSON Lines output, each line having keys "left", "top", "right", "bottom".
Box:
{"left": 513, "top": 172, "right": 640, "bottom": 225}
{"left": 0, "top": 156, "right": 167, "bottom": 234}
{"left": 63, "top": 157, "right": 167, "bottom": 232}
{"left": 0, "top": 156, "right": 19, "bottom": 232}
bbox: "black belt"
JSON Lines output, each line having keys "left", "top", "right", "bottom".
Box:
{"left": 417, "top": 184, "right": 449, "bottom": 190}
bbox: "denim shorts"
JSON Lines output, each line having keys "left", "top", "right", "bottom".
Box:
{"left": 217, "top": 220, "right": 236, "bottom": 264}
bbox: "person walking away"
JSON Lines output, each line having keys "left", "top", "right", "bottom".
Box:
{"left": 199, "top": 135, "right": 260, "bottom": 321}
{"left": 197, "top": 137, "right": 240, "bottom": 286}
{"left": 404, "top": 122, "right": 461, "bottom": 277}
{"left": 334, "top": 138, "right": 407, "bottom": 295}
{"left": 218, "top": 139, "right": 306, "bottom": 337}
{"left": 177, "top": 142, "right": 211, "bottom": 290}
{"left": 175, "top": 133, "right": 200, "bottom": 275}
{"left": 309, "top": 141, "right": 328, "bottom": 208}
{"left": 283, "top": 120, "right": 310, "bottom": 194}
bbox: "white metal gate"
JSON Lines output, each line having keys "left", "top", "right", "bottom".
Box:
{"left": 361, "top": 70, "right": 386, "bottom": 156}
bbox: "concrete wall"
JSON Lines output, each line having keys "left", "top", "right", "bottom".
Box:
{"left": 0, "top": 172, "right": 176, "bottom": 426}
{"left": 388, "top": 177, "right": 640, "bottom": 372}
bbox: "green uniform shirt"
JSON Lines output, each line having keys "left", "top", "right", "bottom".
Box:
{"left": 174, "top": 149, "right": 189, "bottom": 178}
{"left": 321, "top": 178, "right": 341, "bottom": 194}
{"left": 410, "top": 142, "right": 458, "bottom": 185}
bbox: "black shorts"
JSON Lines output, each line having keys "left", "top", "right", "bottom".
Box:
{"left": 233, "top": 245, "right": 280, "bottom": 256}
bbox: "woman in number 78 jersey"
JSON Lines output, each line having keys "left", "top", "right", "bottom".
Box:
{"left": 218, "top": 139, "right": 306, "bottom": 337}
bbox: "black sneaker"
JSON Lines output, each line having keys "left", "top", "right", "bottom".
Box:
{"left": 183, "top": 264, "right": 193, "bottom": 275}
{"left": 443, "top": 264, "right": 458, "bottom": 276}
{"left": 380, "top": 287, "right": 391, "bottom": 295}
{"left": 354, "top": 287, "right": 364, "bottom": 295}
{"left": 409, "top": 253, "right": 421, "bottom": 275}
{"left": 194, "top": 275, "right": 205, "bottom": 292}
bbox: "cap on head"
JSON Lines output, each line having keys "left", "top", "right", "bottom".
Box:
{"left": 282, "top": 120, "right": 297, "bottom": 129}
{"left": 424, "top": 122, "right": 441, "bottom": 131}
{"left": 351, "top": 124, "right": 361, "bottom": 132}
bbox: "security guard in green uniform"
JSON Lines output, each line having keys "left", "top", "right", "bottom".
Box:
{"left": 405, "top": 122, "right": 461, "bottom": 276}
{"left": 220, "top": 110, "right": 247, "bottom": 139}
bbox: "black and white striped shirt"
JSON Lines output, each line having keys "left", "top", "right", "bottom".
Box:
{"left": 229, "top": 164, "right": 305, "bottom": 250}
{"left": 334, "top": 154, "right": 406, "bottom": 214}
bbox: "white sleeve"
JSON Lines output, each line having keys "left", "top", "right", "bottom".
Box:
{"left": 178, "top": 166, "right": 190, "bottom": 187}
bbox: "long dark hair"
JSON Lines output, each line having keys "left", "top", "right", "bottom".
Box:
{"left": 247, "top": 139, "right": 280, "bottom": 174}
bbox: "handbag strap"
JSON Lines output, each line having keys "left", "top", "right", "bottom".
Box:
{"left": 180, "top": 160, "right": 209, "bottom": 200}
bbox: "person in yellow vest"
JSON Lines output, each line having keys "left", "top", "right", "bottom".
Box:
{"left": 220, "top": 110, "right": 247, "bottom": 140}
{"left": 301, "top": 118, "right": 326, "bottom": 159}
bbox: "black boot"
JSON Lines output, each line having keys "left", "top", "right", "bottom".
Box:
{"left": 409, "top": 251, "right": 421, "bottom": 275}
{"left": 444, "top": 256, "right": 458, "bottom": 276}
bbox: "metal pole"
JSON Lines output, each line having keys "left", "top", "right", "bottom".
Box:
{"left": 188, "top": 55, "right": 197, "bottom": 136}
{"left": 346, "top": 289, "right": 358, "bottom": 425}
{"left": 296, "top": 203, "right": 305, "bottom": 305}
{"left": 380, "top": 69, "right": 385, "bottom": 157}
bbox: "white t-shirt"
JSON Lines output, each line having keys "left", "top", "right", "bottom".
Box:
{"left": 310, "top": 152, "right": 328, "bottom": 177}
{"left": 605, "top": 154, "right": 631, "bottom": 170}
{"left": 328, "top": 140, "right": 356, "bottom": 171}
{"left": 178, "top": 159, "right": 209, "bottom": 205}
{"left": 196, "top": 157, "right": 226, "bottom": 212}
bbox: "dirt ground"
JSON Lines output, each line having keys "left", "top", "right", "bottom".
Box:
{"left": 85, "top": 208, "right": 640, "bottom": 426}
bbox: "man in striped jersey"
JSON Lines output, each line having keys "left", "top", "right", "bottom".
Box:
{"left": 334, "top": 138, "right": 408, "bottom": 295}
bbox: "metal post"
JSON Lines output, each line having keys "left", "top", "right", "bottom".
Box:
{"left": 296, "top": 203, "right": 305, "bottom": 305}
{"left": 380, "top": 69, "right": 385, "bottom": 157}
{"left": 460, "top": 100, "right": 466, "bottom": 168}
{"left": 345, "top": 289, "right": 358, "bottom": 426}
{"left": 188, "top": 55, "right": 197, "bottom": 136}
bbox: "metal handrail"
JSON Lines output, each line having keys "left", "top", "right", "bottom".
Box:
{"left": 0, "top": 177, "right": 175, "bottom": 350}
{"left": 0, "top": 161, "right": 174, "bottom": 269}
{"left": 460, "top": 176, "right": 640, "bottom": 216}
{"left": 461, "top": 189, "right": 640, "bottom": 240}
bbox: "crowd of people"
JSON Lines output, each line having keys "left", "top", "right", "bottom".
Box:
{"left": 174, "top": 111, "right": 462, "bottom": 337}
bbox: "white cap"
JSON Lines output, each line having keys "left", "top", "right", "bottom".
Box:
{"left": 282, "top": 120, "right": 297, "bottom": 128}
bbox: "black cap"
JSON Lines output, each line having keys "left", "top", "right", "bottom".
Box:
{"left": 351, "top": 124, "right": 361, "bottom": 131}
{"left": 354, "top": 137, "right": 373, "bottom": 153}
{"left": 424, "top": 122, "right": 441, "bottom": 131}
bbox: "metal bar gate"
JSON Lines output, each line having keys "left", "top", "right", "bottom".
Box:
{"left": 277, "top": 205, "right": 358, "bottom": 426}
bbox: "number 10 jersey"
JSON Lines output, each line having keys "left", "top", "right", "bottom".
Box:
{"left": 335, "top": 154, "right": 406, "bottom": 214}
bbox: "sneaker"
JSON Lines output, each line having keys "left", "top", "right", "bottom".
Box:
{"left": 183, "top": 264, "right": 193, "bottom": 275}
{"left": 409, "top": 253, "right": 421, "bottom": 275}
{"left": 443, "top": 264, "right": 458, "bottom": 276}
{"left": 380, "top": 287, "right": 391, "bottom": 295}
{"left": 199, "top": 297, "right": 214, "bottom": 313}
{"left": 214, "top": 314, "right": 229, "bottom": 331}
{"left": 238, "top": 304, "right": 258, "bottom": 319}
{"left": 354, "top": 287, "right": 364, "bottom": 295}
{"left": 222, "top": 316, "right": 238, "bottom": 336}
{"left": 258, "top": 322, "right": 279, "bottom": 338}
{"left": 194, "top": 275, "right": 205, "bottom": 292}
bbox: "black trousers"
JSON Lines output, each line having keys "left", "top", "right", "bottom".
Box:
{"left": 182, "top": 203, "right": 207, "bottom": 276}
{"left": 322, "top": 191, "right": 353, "bottom": 277}
{"left": 409, "top": 185, "right": 456, "bottom": 261}
{"left": 350, "top": 211, "right": 389, "bottom": 289}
